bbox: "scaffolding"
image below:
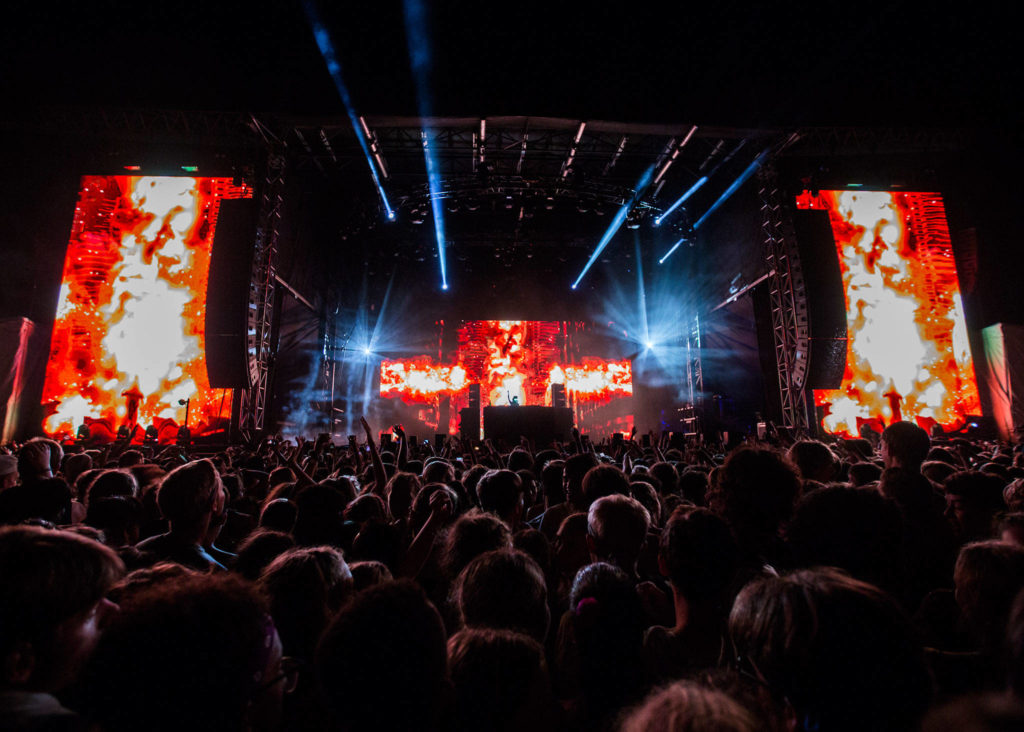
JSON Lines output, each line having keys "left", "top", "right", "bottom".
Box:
{"left": 759, "top": 166, "right": 810, "bottom": 433}
{"left": 238, "top": 151, "right": 285, "bottom": 439}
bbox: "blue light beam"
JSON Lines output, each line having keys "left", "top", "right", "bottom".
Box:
{"left": 404, "top": 0, "right": 449, "bottom": 290}
{"left": 658, "top": 237, "right": 687, "bottom": 264}
{"left": 653, "top": 175, "right": 708, "bottom": 226}
{"left": 572, "top": 165, "right": 656, "bottom": 290}
{"left": 303, "top": 2, "right": 395, "bottom": 221}
{"left": 693, "top": 148, "right": 771, "bottom": 231}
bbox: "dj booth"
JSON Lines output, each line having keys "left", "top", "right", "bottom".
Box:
{"left": 482, "top": 406, "right": 573, "bottom": 445}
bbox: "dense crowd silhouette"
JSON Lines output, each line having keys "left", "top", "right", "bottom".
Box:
{"left": 3, "top": 418, "right": 1024, "bottom": 731}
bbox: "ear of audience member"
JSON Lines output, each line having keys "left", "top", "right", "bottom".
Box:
{"left": 0, "top": 526, "right": 123, "bottom": 699}
{"left": 455, "top": 549, "right": 549, "bottom": 643}
{"left": 729, "top": 567, "right": 931, "bottom": 732}
{"left": 259, "top": 546, "right": 353, "bottom": 662}
{"left": 447, "top": 627, "right": 559, "bottom": 732}
{"left": 620, "top": 681, "right": 758, "bottom": 732}
{"left": 316, "top": 579, "right": 448, "bottom": 732}
{"left": 81, "top": 573, "right": 287, "bottom": 732}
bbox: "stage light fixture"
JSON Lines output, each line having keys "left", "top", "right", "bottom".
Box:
{"left": 653, "top": 175, "right": 708, "bottom": 226}
{"left": 363, "top": 347, "right": 372, "bottom": 356}
{"left": 305, "top": 2, "right": 396, "bottom": 221}
{"left": 572, "top": 164, "right": 655, "bottom": 290}
{"left": 645, "top": 340, "right": 655, "bottom": 350}
{"left": 693, "top": 148, "right": 770, "bottom": 230}
{"left": 658, "top": 237, "right": 688, "bottom": 264}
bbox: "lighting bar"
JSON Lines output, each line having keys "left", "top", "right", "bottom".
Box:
{"left": 653, "top": 175, "right": 708, "bottom": 226}
{"left": 404, "top": 0, "right": 448, "bottom": 289}
{"left": 693, "top": 148, "right": 770, "bottom": 231}
{"left": 303, "top": 1, "right": 395, "bottom": 221}
{"left": 561, "top": 121, "right": 587, "bottom": 178}
{"left": 653, "top": 125, "right": 698, "bottom": 184}
{"left": 572, "top": 165, "right": 655, "bottom": 290}
{"left": 658, "top": 237, "right": 688, "bottom": 264}
{"left": 359, "top": 116, "right": 389, "bottom": 179}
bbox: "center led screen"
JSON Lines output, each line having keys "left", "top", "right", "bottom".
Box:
{"left": 380, "top": 320, "right": 632, "bottom": 432}
{"left": 42, "top": 175, "right": 252, "bottom": 443}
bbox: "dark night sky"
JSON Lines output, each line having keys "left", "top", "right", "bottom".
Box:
{"left": 2, "top": 2, "right": 1022, "bottom": 325}
{"left": 3, "top": 1, "right": 1018, "bottom": 128}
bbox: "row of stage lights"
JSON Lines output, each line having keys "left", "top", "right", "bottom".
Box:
{"left": 304, "top": 1, "right": 771, "bottom": 293}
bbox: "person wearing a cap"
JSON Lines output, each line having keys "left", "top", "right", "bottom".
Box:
{"left": 0, "top": 455, "right": 17, "bottom": 492}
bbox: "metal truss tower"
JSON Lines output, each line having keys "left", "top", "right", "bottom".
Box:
{"left": 238, "top": 151, "right": 285, "bottom": 439}
{"left": 758, "top": 166, "right": 810, "bottom": 433}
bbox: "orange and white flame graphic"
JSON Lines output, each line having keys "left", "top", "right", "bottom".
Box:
{"left": 380, "top": 320, "right": 633, "bottom": 409}
{"left": 42, "top": 175, "right": 250, "bottom": 442}
{"left": 797, "top": 190, "right": 980, "bottom": 437}
{"left": 380, "top": 359, "right": 468, "bottom": 400}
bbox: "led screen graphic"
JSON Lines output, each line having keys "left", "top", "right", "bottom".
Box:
{"left": 42, "top": 175, "right": 252, "bottom": 443}
{"left": 796, "top": 190, "right": 980, "bottom": 437}
{"left": 380, "top": 320, "right": 632, "bottom": 433}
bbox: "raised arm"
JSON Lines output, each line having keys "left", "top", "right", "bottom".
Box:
{"left": 360, "top": 417, "right": 388, "bottom": 496}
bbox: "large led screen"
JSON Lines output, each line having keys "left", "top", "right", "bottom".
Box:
{"left": 42, "top": 175, "right": 252, "bottom": 443}
{"left": 380, "top": 320, "right": 632, "bottom": 433}
{"left": 796, "top": 190, "right": 980, "bottom": 436}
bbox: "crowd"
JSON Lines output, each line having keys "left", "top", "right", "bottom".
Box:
{"left": 2, "top": 418, "right": 1024, "bottom": 731}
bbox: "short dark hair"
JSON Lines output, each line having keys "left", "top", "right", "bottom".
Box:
{"left": 317, "top": 579, "right": 447, "bottom": 732}
{"left": 729, "top": 568, "right": 930, "bottom": 731}
{"left": 0, "top": 526, "right": 123, "bottom": 662}
{"left": 660, "top": 506, "right": 738, "bottom": 605}
{"left": 882, "top": 421, "right": 931, "bottom": 470}
{"left": 156, "top": 459, "right": 220, "bottom": 524}
{"left": 455, "top": 549, "right": 549, "bottom": 642}
{"left": 82, "top": 573, "right": 271, "bottom": 732}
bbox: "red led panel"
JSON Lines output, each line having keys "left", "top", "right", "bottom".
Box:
{"left": 380, "top": 320, "right": 632, "bottom": 432}
{"left": 796, "top": 190, "right": 980, "bottom": 436}
{"left": 42, "top": 175, "right": 252, "bottom": 443}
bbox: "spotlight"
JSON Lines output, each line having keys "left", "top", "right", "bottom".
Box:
{"left": 386, "top": 211, "right": 396, "bottom": 221}
{"left": 645, "top": 340, "right": 655, "bottom": 350}
{"left": 363, "top": 347, "right": 372, "bottom": 356}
